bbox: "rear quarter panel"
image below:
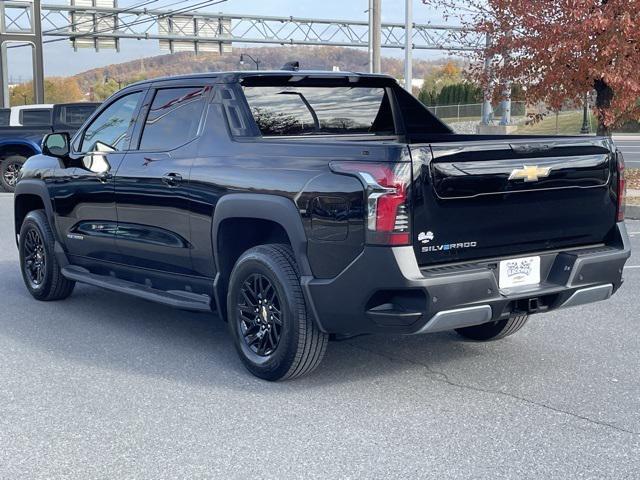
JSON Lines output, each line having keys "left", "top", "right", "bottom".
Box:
{"left": 190, "top": 102, "right": 405, "bottom": 279}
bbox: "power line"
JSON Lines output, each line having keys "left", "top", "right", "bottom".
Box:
{"left": 42, "top": 0, "right": 228, "bottom": 45}
{"left": 43, "top": 0, "right": 162, "bottom": 35}
{"left": 43, "top": 0, "right": 214, "bottom": 36}
{"left": 7, "top": 0, "right": 228, "bottom": 49}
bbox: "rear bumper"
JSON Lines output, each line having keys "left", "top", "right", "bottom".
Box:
{"left": 302, "top": 222, "right": 631, "bottom": 335}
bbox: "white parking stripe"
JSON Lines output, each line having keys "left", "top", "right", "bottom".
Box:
{"left": 624, "top": 265, "right": 640, "bottom": 269}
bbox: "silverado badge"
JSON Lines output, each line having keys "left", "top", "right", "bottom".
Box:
{"left": 508, "top": 165, "right": 551, "bottom": 182}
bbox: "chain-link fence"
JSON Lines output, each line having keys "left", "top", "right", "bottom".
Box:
{"left": 427, "top": 102, "right": 597, "bottom": 135}
{"left": 426, "top": 102, "right": 527, "bottom": 123}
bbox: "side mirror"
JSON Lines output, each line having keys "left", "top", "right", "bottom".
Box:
{"left": 42, "top": 132, "right": 70, "bottom": 158}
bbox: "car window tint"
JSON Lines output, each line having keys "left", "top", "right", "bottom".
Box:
{"left": 242, "top": 86, "right": 394, "bottom": 136}
{"left": 21, "top": 109, "right": 52, "bottom": 126}
{"left": 0, "top": 109, "right": 9, "bottom": 126}
{"left": 81, "top": 92, "right": 142, "bottom": 152}
{"left": 59, "top": 104, "right": 99, "bottom": 127}
{"left": 139, "top": 86, "right": 209, "bottom": 151}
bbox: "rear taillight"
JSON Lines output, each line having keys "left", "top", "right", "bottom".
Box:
{"left": 616, "top": 150, "right": 626, "bottom": 222}
{"left": 330, "top": 161, "right": 411, "bottom": 245}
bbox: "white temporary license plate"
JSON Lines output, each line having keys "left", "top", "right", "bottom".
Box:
{"left": 499, "top": 256, "right": 541, "bottom": 289}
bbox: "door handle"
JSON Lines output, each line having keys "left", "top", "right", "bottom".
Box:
{"left": 162, "top": 172, "right": 183, "bottom": 187}
{"left": 97, "top": 172, "right": 113, "bottom": 183}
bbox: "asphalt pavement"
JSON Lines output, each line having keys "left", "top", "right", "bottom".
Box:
{"left": 0, "top": 193, "right": 638, "bottom": 479}
{"left": 613, "top": 136, "right": 640, "bottom": 169}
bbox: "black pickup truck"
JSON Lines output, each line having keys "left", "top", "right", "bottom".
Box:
{"left": 0, "top": 103, "right": 100, "bottom": 192}
{"left": 13, "top": 71, "right": 631, "bottom": 380}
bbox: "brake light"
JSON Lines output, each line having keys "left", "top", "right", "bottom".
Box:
{"left": 330, "top": 161, "right": 411, "bottom": 245}
{"left": 616, "top": 151, "right": 626, "bottom": 222}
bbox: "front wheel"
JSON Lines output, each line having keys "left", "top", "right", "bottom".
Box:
{"left": 455, "top": 314, "right": 529, "bottom": 341}
{"left": 1, "top": 155, "right": 26, "bottom": 192}
{"left": 19, "top": 210, "right": 75, "bottom": 301}
{"left": 227, "top": 244, "right": 328, "bottom": 381}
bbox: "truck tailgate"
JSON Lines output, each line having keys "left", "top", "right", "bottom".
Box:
{"left": 410, "top": 138, "right": 618, "bottom": 266}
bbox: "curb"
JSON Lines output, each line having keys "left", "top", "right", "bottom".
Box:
{"left": 626, "top": 205, "right": 640, "bottom": 220}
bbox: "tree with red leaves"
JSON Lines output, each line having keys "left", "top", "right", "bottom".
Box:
{"left": 425, "top": 0, "right": 640, "bottom": 135}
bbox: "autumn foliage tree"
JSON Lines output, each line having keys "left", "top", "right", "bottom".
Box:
{"left": 425, "top": 0, "right": 640, "bottom": 135}
{"left": 9, "top": 77, "right": 84, "bottom": 106}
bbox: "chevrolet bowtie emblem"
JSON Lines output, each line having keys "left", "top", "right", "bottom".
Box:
{"left": 508, "top": 165, "right": 552, "bottom": 182}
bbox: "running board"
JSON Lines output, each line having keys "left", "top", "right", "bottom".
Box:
{"left": 61, "top": 266, "right": 212, "bottom": 312}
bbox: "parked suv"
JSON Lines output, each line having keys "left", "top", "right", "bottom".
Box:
{"left": 14, "top": 71, "right": 631, "bottom": 380}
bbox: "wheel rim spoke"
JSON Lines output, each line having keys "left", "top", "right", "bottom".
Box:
{"left": 22, "top": 227, "right": 45, "bottom": 287}
{"left": 4, "top": 164, "right": 20, "bottom": 186}
{"left": 236, "top": 273, "right": 283, "bottom": 357}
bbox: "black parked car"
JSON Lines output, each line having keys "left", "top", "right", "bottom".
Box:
{"left": 13, "top": 71, "right": 631, "bottom": 380}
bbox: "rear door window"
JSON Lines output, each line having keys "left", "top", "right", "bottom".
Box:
{"left": 138, "top": 86, "right": 209, "bottom": 151}
{"left": 242, "top": 86, "right": 395, "bottom": 136}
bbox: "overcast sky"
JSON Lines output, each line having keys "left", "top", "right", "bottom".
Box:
{"left": 7, "top": 0, "right": 450, "bottom": 81}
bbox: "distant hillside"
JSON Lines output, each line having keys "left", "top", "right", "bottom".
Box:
{"left": 73, "top": 46, "right": 452, "bottom": 90}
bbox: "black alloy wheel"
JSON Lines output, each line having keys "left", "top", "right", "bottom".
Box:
{"left": 227, "top": 244, "right": 328, "bottom": 381}
{"left": 237, "top": 273, "right": 283, "bottom": 357}
{"left": 18, "top": 209, "right": 75, "bottom": 301}
{"left": 22, "top": 227, "right": 46, "bottom": 289}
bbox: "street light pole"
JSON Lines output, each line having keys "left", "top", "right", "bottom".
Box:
{"left": 240, "top": 53, "right": 260, "bottom": 70}
{"left": 105, "top": 75, "right": 123, "bottom": 90}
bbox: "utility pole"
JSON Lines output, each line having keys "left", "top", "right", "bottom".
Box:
{"left": 371, "top": 0, "right": 381, "bottom": 73}
{"left": 480, "top": 33, "right": 493, "bottom": 125}
{"left": 499, "top": 81, "right": 511, "bottom": 126}
{"left": 367, "top": 0, "right": 373, "bottom": 73}
{"left": 404, "top": 0, "right": 413, "bottom": 91}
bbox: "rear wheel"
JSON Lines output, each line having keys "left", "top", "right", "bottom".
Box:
{"left": 19, "top": 210, "right": 75, "bottom": 301}
{"left": 227, "top": 244, "right": 328, "bottom": 381}
{"left": 1, "top": 155, "right": 26, "bottom": 192}
{"left": 455, "top": 314, "right": 529, "bottom": 341}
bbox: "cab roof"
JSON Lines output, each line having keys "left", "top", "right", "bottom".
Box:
{"left": 128, "top": 70, "right": 398, "bottom": 88}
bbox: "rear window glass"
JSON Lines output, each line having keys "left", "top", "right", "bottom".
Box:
{"left": 20, "top": 108, "right": 52, "bottom": 126}
{"left": 242, "top": 86, "right": 394, "bottom": 136}
{"left": 139, "top": 86, "right": 208, "bottom": 151}
{"left": 0, "top": 109, "right": 9, "bottom": 126}
{"left": 59, "top": 104, "right": 99, "bottom": 127}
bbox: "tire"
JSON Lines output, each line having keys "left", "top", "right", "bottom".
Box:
{"left": 227, "top": 244, "right": 328, "bottom": 381}
{"left": 18, "top": 210, "right": 75, "bottom": 301}
{"left": 1, "top": 155, "right": 26, "bottom": 193}
{"left": 455, "top": 314, "right": 529, "bottom": 341}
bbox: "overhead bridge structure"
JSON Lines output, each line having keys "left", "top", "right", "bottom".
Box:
{"left": 1, "top": 1, "right": 484, "bottom": 107}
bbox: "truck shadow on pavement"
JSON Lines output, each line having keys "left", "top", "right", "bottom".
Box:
{"left": 0, "top": 261, "right": 495, "bottom": 390}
